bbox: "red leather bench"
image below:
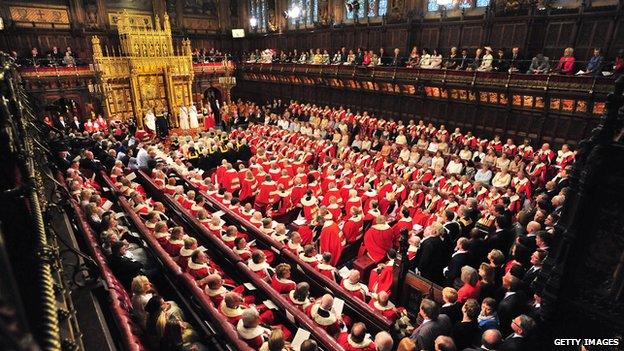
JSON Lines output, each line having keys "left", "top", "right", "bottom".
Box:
{"left": 59, "top": 173, "right": 146, "bottom": 351}
{"left": 171, "top": 170, "right": 394, "bottom": 332}
{"left": 126, "top": 171, "right": 346, "bottom": 351}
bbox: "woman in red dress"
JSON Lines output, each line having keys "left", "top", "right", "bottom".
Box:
{"left": 203, "top": 107, "right": 216, "bottom": 131}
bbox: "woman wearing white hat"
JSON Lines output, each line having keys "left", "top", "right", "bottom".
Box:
{"left": 478, "top": 46, "right": 494, "bottom": 72}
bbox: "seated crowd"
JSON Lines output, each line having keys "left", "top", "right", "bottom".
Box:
{"left": 12, "top": 46, "right": 80, "bottom": 68}
{"left": 245, "top": 45, "right": 624, "bottom": 77}
{"left": 191, "top": 47, "right": 230, "bottom": 63}
{"left": 53, "top": 95, "right": 572, "bottom": 350}
{"left": 57, "top": 125, "right": 395, "bottom": 350}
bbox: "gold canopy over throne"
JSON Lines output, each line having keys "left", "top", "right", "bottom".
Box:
{"left": 91, "top": 11, "right": 194, "bottom": 129}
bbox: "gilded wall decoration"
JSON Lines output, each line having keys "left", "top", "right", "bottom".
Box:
{"left": 9, "top": 5, "right": 70, "bottom": 28}
{"left": 108, "top": 12, "right": 153, "bottom": 28}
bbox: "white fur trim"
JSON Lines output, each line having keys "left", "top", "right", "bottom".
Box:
{"left": 187, "top": 260, "right": 209, "bottom": 271}
{"left": 310, "top": 304, "right": 338, "bottom": 326}
{"left": 220, "top": 302, "right": 243, "bottom": 318}
{"left": 180, "top": 247, "right": 194, "bottom": 257}
{"left": 205, "top": 286, "right": 227, "bottom": 297}
{"left": 248, "top": 260, "right": 270, "bottom": 272}
{"left": 347, "top": 335, "right": 373, "bottom": 349}
{"left": 299, "top": 254, "right": 319, "bottom": 263}
{"left": 301, "top": 197, "right": 317, "bottom": 207}
{"left": 343, "top": 280, "right": 365, "bottom": 292}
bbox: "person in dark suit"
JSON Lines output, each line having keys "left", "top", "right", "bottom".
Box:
{"left": 444, "top": 237, "right": 471, "bottom": 287}
{"left": 79, "top": 150, "right": 104, "bottom": 173}
{"left": 410, "top": 299, "right": 452, "bottom": 351}
{"left": 354, "top": 47, "right": 364, "bottom": 66}
{"left": 516, "top": 222, "right": 541, "bottom": 259}
{"left": 497, "top": 273, "right": 528, "bottom": 336}
{"left": 155, "top": 109, "right": 169, "bottom": 138}
{"left": 108, "top": 240, "right": 144, "bottom": 289}
{"left": 452, "top": 299, "right": 481, "bottom": 350}
{"left": 56, "top": 115, "right": 69, "bottom": 131}
{"left": 339, "top": 47, "right": 348, "bottom": 63}
{"left": 443, "top": 210, "right": 462, "bottom": 244}
{"left": 71, "top": 116, "right": 82, "bottom": 132}
{"left": 551, "top": 168, "right": 570, "bottom": 193}
{"left": 456, "top": 48, "right": 472, "bottom": 70}
{"left": 522, "top": 250, "right": 546, "bottom": 288}
{"left": 439, "top": 288, "right": 462, "bottom": 325}
{"left": 526, "top": 292, "right": 542, "bottom": 323}
{"left": 378, "top": 47, "right": 388, "bottom": 66}
{"left": 508, "top": 47, "right": 526, "bottom": 73}
{"left": 407, "top": 132, "right": 419, "bottom": 146}
{"left": 389, "top": 48, "right": 405, "bottom": 67}
{"left": 463, "top": 329, "right": 502, "bottom": 351}
{"left": 499, "top": 314, "right": 536, "bottom": 351}
{"left": 486, "top": 216, "right": 512, "bottom": 254}
{"left": 414, "top": 224, "right": 447, "bottom": 284}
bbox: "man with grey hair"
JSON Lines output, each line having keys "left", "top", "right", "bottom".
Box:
{"left": 410, "top": 298, "right": 452, "bottom": 350}
{"left": 341, "top": 269, "right": 368, "bottom": 301}
{"left": 374, "top": 331, "right": 393, "bottom": 351}
{"left": 236, "top": 307, "right": 271, "bottom": 349}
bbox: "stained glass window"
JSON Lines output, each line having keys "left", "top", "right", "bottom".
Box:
{"left": 427, "top": 0, "right": 489, "bottom": 11}
{"left": 367, "top": 0, "right": 376, "bottom": 16}
{"left": 378, "top": 0, "right": 388, "bottom": 16}
{"left": 459, "top": 0, "right": 472, "bottom": 8}
{"left": 288, "top": 0, "right": 318, "bottom": 27}
{"left": 428, "top": 0, "right": 440, "bottom": 11}
{"left": 249, "top": 0, "right": 268, "bottom": 32}
{"left": 346, "top": 0, "right": 366, "bottom": 19}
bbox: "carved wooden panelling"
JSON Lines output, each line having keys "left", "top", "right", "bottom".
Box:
{"left": 489, "top": 22, "right": 527, "bottom": 49}
{"left": 543, "top": 21, "right": 575, "bottom": 58}
{"left": 9, "top": 5, "right": 70, "bottom": 29}
{"left": 610, "top": 20, "right": 624, "bottom": 57}
{"left": 389, "top": 29, "right": 408, "bottom": 50}
{"left": 183, "top": 0, "right": 218, "bottom": 17}
{"left": 420, "top": 27, "right": 439, "bottom": 50}
{"left": 461, "top": 26, "right": 483, "bottom": 49}
{"left": 439, "top": 26, "right": 460, "bottom": 52}
{"left": 575, "top": 20, "right": 611, "bottom": 60}
{"left": 183, "top": 17, "right": 220, "bottom": 32}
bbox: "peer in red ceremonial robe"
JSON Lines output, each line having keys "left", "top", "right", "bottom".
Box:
{"left": 319, "top": 220, "right": 345, "bottom": 266}
{"left": 368, "top": 259, "right": 395, "bottom": 295}
{"left": 337, "top": 332, "right": 376, "bottom": 351}
{"left": 343, "top": 211, "right": 364, "bottom": 243}
{"left": 361, "top": 219, "right": 395, "bottom": 263}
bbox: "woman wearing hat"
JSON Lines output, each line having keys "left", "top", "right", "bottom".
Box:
{"left": 477, "top": 46, "right": 494, "bottom": 72}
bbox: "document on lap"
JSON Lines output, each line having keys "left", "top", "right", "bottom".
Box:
{"left": 263, "top": 300, "right": 279, "bottom": 310}
{"left": 338, "top": 267, "right": 350, "bottom": 279}
{"left": 332, "top": 297, "right": 345, "bottom": 316}
{"left": 102, "top": 200, "right": 113, "bottom": 211}
{"left": 243, "top": 282, "right": 256, "bottom": 290}
{"left": 291, "top": 329, "right": 311, "bottom": 351}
